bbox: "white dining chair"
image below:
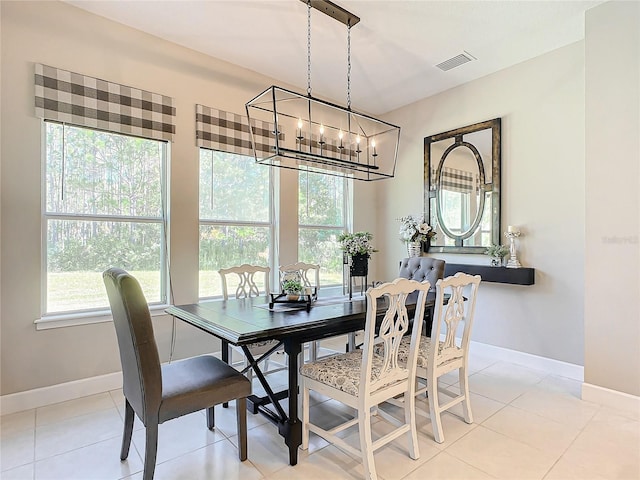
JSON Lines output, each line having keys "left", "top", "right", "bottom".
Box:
{"left": 384, "top": 272, "right": 481, "bottom": 443}
{"left": 300, "top": 278, "right": 431, "bottom": 480}
{"left": 279, "top": 262, "right": 324, "bottom": 361}
{"left": 219, "top": 264, "right": 286, "bottom": 380}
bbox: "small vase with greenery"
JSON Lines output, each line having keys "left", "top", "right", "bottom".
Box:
{"left": 282, "top": 279, "right": 304, "bottom": 300}
{"left": 485, "top": 244, "right": 509, "bottom": 266}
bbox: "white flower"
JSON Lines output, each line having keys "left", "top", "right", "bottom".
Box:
{"left": 418, "top": 223, "right": 431, "bottom": 234}
{"left": 338, "top": 231, "right": 376, "bottom": 257}
{"left": 397, "top": 214, "right": 436, "bottom": 243}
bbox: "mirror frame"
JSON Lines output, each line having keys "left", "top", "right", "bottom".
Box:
{"left": 423, "top": 118, "right": 501, "bottom": 254}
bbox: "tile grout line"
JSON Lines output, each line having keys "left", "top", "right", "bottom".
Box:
{"left": 538, "top": 404, "right": 604, "bottom": 480}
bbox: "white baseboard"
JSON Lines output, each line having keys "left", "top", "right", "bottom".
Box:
{"left": 0, "top": 372, "right": 122, "bottom": 416}
{"left": 469, "top": 340, "right": 584, "bottom": 381}
{"left": 4, "top": 342, "right": 637, "bottom": 417}
{"left": 582, "top": 382, "right": 640, "bottom": 414}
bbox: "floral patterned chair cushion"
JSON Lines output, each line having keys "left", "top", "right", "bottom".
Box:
{"left": 299, "top": 350, "right": 406, "bottom": 397}
{"left": 373, "top": 335, "right": 462, "bottom": 368}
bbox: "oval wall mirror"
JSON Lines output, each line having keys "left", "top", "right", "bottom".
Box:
{"left": 424, "top": 118, "right": 501, "bottom": 253}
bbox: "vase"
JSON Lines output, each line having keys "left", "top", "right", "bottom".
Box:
{"left": 407, "top": 241, "right": 421, "bottom": 258}
{"left": 490, "top": 257, "right": 502, "bottom": 267}
{"left": 350, "top": 254, "right": 369, "bottom": 277}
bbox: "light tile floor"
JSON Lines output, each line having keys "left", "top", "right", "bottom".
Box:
{"left": 2, "top": 337, "right": 639, "bottom": 480}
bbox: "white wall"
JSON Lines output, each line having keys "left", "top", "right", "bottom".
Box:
{"left": 0, "top": 1, "right": 379, "bottom": 395}
{"left": 584, "top": 0, "right": 640, "bottom": 397}
{"left": 378, "top": 41, "right": 586, "bottom": 366}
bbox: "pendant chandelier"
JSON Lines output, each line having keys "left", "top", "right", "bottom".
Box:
{"left": 245, "top": 0, "right": 400, "bottom": 181}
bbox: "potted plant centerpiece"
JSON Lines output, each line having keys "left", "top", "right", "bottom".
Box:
{"left": 485, "top": 244, "right": 509, "bottom": 267}
{"left": 338, "top": 231, "right": 376, "bottom": 277}
{"left": 398, "top": 214, "right": 436, "bottom": 257}
{"left": 282, "top": 278, "right": 304, "bottom": 301}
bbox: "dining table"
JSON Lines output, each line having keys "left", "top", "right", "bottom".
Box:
{"left": 165, "top": 291, "right": 437, "bottom": 466}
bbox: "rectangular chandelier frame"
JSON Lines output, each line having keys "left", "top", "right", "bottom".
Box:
{"left": 246, "top": 85, "right": 400, "bottom": 181}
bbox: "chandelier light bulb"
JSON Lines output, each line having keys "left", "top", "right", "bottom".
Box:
{"left": 296, "top": 118, "right": 303, "bottom": 140}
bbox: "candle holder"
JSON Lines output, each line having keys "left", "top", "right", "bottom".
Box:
{"left": 504, "top": 229, "right": 522, "bottom": 268}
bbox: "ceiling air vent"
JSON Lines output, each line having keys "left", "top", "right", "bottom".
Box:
{"left": 435, "top": 51, "right": 476, "bottom": 71}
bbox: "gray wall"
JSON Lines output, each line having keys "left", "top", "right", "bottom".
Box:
{"left": 379, "top": 41, "right": 586, "bottom": 366}
{"left": 584, "top": 0, "right": 640, "bottom": 397}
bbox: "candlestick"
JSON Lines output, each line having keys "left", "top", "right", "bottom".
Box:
{"left": 296, "top": 119, "right": 303, "bottom": 139}
{"left": 371, "top": 139, "right": 377, "bottom": 157}
{"left": 296, "top": 119, "right": 303, "bottom": 149}
{"left": 338, "top": 130, "right": 344, "bottom": 149}
{"left": 355, "top": 135, "right": 362, "bottom": 161}
{"left": 318, "top": 125, "right": 325, "bottom": 155}
{"left": 504, "top": 229, "right": 522, "bottom": 268}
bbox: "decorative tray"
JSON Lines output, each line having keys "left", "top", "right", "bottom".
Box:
{"left": 268, "top": 287, "right": 318, "bottom": 311}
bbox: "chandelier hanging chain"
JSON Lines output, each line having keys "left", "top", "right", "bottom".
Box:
{"left": 307, "top": 0, "right": 312, "bottom": 97}
{"left": 347, "top": 22, "right": 351, "bottom": 111}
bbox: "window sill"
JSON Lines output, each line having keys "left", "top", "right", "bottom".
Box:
{"left": 34, "top": 304, "right": 172, "bottom": 330}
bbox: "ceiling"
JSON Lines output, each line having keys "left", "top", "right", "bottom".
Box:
{"left": 65, "top": 0, "right": 602, "bottom": 115}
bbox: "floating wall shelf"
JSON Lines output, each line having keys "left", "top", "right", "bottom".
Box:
{"left": 444, "top": 264, "right": 535, "bottom": 286}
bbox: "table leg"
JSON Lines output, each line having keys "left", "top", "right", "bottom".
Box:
{"left": 222, "top": 339, "right": 230, "bottom": 408}
{"left": 283, "top": 340, "right": 302, "bottom": 466}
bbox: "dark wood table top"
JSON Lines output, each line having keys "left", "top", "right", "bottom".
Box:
{"left": 166, "top": 292, "right": 437, "bottom": 346}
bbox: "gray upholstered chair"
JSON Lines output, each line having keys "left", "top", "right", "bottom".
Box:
{"left": 103, "top": 268, "right": 251, "bottom": 480}
{"left": 399, "top": 257, "right": 445, "bottom": 336}
{"left": 398, "top": 257, "right": 446, "bottom": 291}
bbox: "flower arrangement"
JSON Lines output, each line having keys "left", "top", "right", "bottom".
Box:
{"left": 338, "top": 231, "right": 376, "bottom": 257}
{"left": 398, "top": 214, "right": 436, "bottom": 243}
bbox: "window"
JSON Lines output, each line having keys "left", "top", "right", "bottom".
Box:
{"left": 298, "top": 170, "right": 347, "bottom": 286}
{"left": 44, "top": 122, "right": 168, "bottom": 315}
{"left": 199, "top": 150, "right": 271, "bottom": 298}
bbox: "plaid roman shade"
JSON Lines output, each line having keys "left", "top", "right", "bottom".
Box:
{"left": 196, "top": 104, "right": 282, "bottom": 156}
{"left": 35, "top": 64, "right": 175, "bottom": 142}
{"left": 433, "top": 166, "right": 478, "bottom": 193}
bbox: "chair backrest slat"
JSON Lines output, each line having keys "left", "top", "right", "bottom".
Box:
{"left": 430, "top": 272, "right": 481, "bottom": 369}
{"left": 279, "top": 262, "right": 320, "bottom": 291}
{"left": 361, "top": 278, "right": 431, "bottom": 396}
{"left": 219, "top": 264, "right": 270, "bottom": 300}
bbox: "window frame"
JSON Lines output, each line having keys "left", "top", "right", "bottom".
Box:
{"left": 37, "top": 121, "right": 170, "bottom": 328}
{"left": 298, "top": 171, "right": 350, "bottom": 288}
{"left": 197, "top": 148, "right": 274, "bottom": 300}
